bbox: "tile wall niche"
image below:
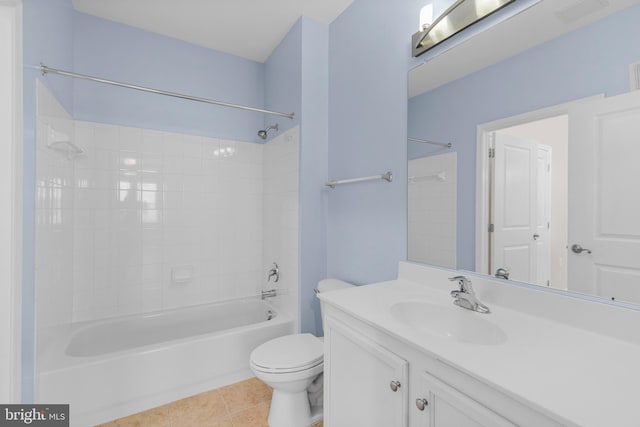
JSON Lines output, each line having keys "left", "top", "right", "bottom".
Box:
{"left": 408, "top": 152, "right": 457, "bottom": 269}
{"left": 35, "top": 82, "right": 300, "bottom": 327}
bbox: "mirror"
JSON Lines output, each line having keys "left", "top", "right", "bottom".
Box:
{"left": 408, "top": 0, "right": 640, "bottom": 306}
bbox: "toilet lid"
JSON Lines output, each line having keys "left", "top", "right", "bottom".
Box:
{"left": 251, "top": 333, "right": 323, "bottom": 372}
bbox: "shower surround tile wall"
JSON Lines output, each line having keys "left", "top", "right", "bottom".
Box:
{"left": 408, "top": 153, "right": 457, "bottom": 269}
{"left": 71, "top": 122, "right": 262, "bottom": 321}
{"left": 35, "top": 82, "right": 300, "bottom": 326}
{"left": 70, "top": 122, "right": 299, "bottom": 322}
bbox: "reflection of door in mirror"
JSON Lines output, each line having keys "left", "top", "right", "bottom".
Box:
{"left": 568, "top": 90, "right": 640, "bottom": 304}
{"left": 490, "top": 132, "right": 554, "bottom": 288}
{"left": 479, "top": 91, "right": 640, "bottom": 304}
{"left": 408, "top": 152, "right": 457, "bottom": 268}
{"left": 482, "top": 116, "right": 568, "bottom": 290}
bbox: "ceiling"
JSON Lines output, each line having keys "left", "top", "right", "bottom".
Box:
{"left": 409, "top": 0, "right": 640, "bottom": 97}
{"left": 71, "top": 0, "right": 354, "bottom": 63}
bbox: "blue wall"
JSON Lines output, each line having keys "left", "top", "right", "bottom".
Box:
{"left": 22, "top": 0, "right": 75, "bottom": 403}
{"left": 264, "top": 17, "right": 330, "bottom": 335}
{"left": 408, "top": 4, "right": 640, "bottom": 271}
{"left": 299, "top": 18, "right": 329, "bottom": 335}
{"left": 265, "top": 20, "right": 302, "bottom": 135}
{"left": 72, "top": 12, "right": 265, "bottom": 142}
{"left": 323, "top": 0, "right": 545, "bottom": 286}
{"left": 326, "top": 0, "right": 416, "bottom": 285}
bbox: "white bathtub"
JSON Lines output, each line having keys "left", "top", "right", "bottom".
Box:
{"left": 36, "top": 298, "right": 294, "bottom": 427}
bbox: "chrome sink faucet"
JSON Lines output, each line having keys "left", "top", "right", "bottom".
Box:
{"left": 449, "top": 276, "right": 490, "bottom": 314}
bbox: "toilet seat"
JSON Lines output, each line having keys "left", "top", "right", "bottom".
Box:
{"left": 250, "top": 333, "right": 323, "bottom": 374}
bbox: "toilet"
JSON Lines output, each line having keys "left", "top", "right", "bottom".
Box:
{"left": 249, "top": 279, "right": 354, "bottom": 427}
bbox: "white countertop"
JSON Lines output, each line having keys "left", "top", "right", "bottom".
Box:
{"left": 319, "top": 264, "right": 640, "bottom": 427}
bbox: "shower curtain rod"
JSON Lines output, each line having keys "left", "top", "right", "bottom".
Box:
{"left": 408, "top": 137, "right": 452, "bottom": 148}
{"left": 39, "top": 64, "right": 295, "bottom": 120}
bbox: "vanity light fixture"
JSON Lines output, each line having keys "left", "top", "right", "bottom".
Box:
{"left": 412, "top": 0, "right": 515, "bottom": 58}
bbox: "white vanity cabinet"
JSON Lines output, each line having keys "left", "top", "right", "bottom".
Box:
{"left": 324, "top": 317, "right": 409, "bottom": 427}
{"left": 415, "top": 372, "right": 515, "bottom": 427}
{"left": 323, "top": 307, "right": 565, "bottom": 427}
{"left": 320, "top": 263, "right": 640, "bottom": 426}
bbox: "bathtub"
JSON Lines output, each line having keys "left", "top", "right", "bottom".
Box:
{"left": 36, "top": 298, "right": 294, "bottom": 427}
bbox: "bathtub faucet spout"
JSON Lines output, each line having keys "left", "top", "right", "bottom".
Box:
{"left": 261, "top": 289, "right": 277, "bottom": 300}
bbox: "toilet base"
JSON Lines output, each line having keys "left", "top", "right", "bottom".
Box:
{"left": 268, "top": 389, "right": 318, "bottom": 427}
{"left": 310, "top": 405, "right": 323, "bottom": 425}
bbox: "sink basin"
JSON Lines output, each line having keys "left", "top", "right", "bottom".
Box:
{"left": 389, "top": 302, "right": 507, "bottom": 345}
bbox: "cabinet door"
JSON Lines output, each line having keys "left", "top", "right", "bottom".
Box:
{"left": 325, "top": 317, "right": 409, "bottom": 427}
{"left": 415, "top": 372, "right": 516, "bottom": 427}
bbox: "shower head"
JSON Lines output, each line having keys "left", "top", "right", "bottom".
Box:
{"left": 258, "top": 124, "right": 279, "bottom": 140}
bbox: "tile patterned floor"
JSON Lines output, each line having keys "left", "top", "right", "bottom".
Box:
{"left": 97, "top": 377, "right": 323, "bottom": 427}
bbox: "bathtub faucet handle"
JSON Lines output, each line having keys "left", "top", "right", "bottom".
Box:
{"left": 267, "top": 262, "right": 280, "bottom": 283}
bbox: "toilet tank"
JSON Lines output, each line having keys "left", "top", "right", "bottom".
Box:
{"left": 316, "top": 279, "right": 355, "bottom": 334}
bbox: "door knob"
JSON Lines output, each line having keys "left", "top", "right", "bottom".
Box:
{"left": 533, "top": 233, "right": 540, "bottom": 240}
{"left": 389, "top": 381, "right": 401, "bottom": 392}
{"left": 416, "top": 398, "right": 429, "bottom": 411}
{"left": 571, "top": 244, "right": 592, "bottom": 254}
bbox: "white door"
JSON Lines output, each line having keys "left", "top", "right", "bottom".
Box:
{"left": 492, "top": 132, "right": 536, "bottom": 283}
{"left": 324, "top": 317, "right": 409, "bottom": 427}
{"left": 568, "top": 90, "right": 640, "bottom": 303}
{"left": 492, "top": 132, "right": 551, "bottom": 285}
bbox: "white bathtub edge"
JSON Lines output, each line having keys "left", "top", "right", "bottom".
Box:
{"left": 37, "top": 303, "right": 295, "bottom": 426}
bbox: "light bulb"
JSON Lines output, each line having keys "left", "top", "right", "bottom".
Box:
{"left": 420, "top": 4, "right": 434, "bottom": 30}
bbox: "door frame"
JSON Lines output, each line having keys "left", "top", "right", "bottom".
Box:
{"left": 0, "top": 0, "right": 23, "bottom": 403}
{"left": 475, "top": 95, "right": 603, "bottom": 275}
